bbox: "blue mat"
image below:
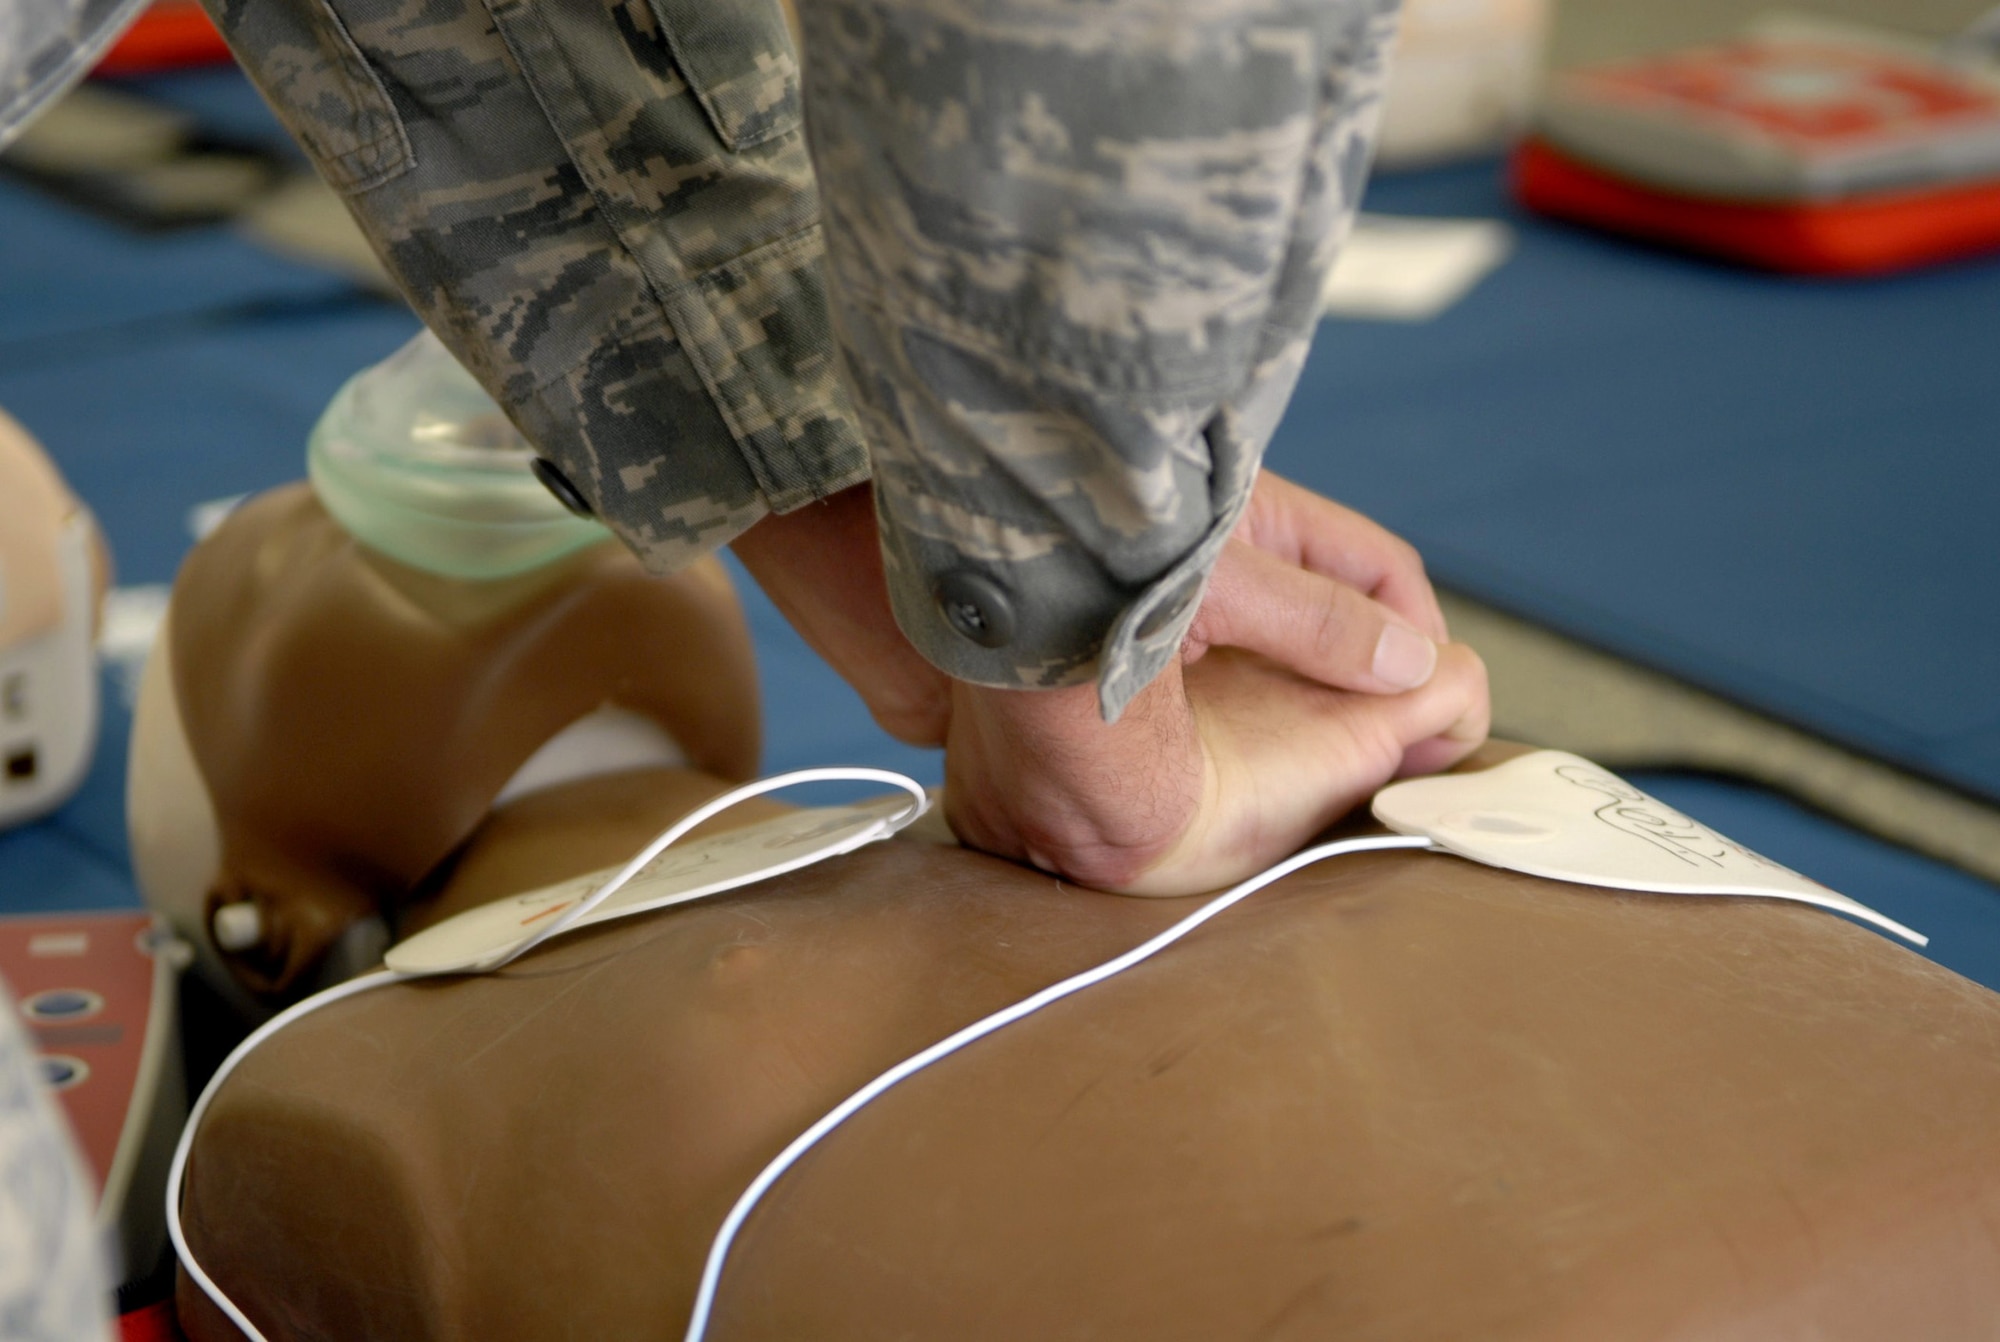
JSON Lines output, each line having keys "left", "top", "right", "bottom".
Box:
{"left": 0, "top": 297, "right": 421, "bottom": 583}
{"left": 1272, "top": 161, "right": 2000, "bottom": 805}
{"left": 108, "top": 68, "right": 311, "bottom": 160}
{"left": 0, "top": 177, "right": 354, "bottom": 353}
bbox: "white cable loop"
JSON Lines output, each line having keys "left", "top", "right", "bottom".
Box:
{"left": 677, "top": 830, "right": 1436, "bottom": 1342}
{"left": 485, "top": 766, "right": 928, "bottom": 972}
{"left": 165, "top": 766, "right": 1431, "bottom": 1342}
{"left": 169, "top": 767, "right": 926, "bottom": 1342}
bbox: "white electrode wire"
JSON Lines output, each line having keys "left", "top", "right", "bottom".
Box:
{"left": 167, "top": 766, "right": 931, "bottom": 1342}
{"left": 487, "top": 766, "right": 930, "bottom": 971}
{"left": 166, "top": 967, "right": 403, "bottom": 1342}
{"left": 679, "top": 830, "right": 1439, "bottom": 1342}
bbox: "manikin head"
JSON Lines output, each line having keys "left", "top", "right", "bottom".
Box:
{"left": 128, "top": 336, "right": 761, "bottom": 1005}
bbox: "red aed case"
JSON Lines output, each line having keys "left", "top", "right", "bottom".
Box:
{"left": 93, "top": 1, "right": 233, "bottom": 76}
{"left": 1513, "top": 136, "right": 2000, "bottom": 274}
{"left": 119, "top": 1300, "right": 184, "bottom": 1342}
{"left": 1519, "top": 18, "right": 2000, "bottom": 273}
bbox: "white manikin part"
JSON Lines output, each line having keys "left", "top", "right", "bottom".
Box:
{"left": 0, "top": 512, "right": 100, "bottom": 829}
{"left": 386, "top": 792, "right": 926, "bottom": 977}
{"left": 1371, "top": 749, "right": 1925, "bottom": 945}
{"left": 490, "top": 703, "right": 688, "bottom": 809}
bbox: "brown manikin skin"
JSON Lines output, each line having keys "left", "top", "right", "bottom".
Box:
{"left": 169, "top": 483, "right": 760, "bottom": 997}
{"left": 176, "top": 742, "right": 2000, "bottom": 1342}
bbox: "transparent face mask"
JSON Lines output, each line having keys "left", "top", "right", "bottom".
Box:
{"left": 0, "top": 0, "right": 151, "bottom": 150}
{"left": 307, "top": 329, "right": 613, "bottom": 580}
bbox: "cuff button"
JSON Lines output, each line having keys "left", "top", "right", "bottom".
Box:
{"left": 531, "top": 457, "right": 595, "bottom": 519}
{"left": 935, "top": 570, "right": 1015, "bottom": 649}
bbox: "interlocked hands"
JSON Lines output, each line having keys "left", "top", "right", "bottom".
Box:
{"left": 733, "top": 471, "right": 1489, "bottom": 895}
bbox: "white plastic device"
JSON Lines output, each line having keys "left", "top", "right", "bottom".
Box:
{"left": 1372, "top": 749, "right": 1925, "bottom": 945}
{"left": 0, "top": 502, "right": 100, "bottom": 830}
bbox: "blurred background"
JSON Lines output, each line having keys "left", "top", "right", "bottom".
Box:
{"left": 1554, "top": 0, "right": 1988, "bottom": 62}
{"left": 1, "top": 0, "right": 1996, "bottom": 1323}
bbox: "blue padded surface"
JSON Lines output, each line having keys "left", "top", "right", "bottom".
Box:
{"left": 0, "top": 298, "right": 422, "bottom": 584}
{"left": 0, "top": 178, "right": 355, "bottom": 350}
{"left": 108, "top": 68, "right": 309, "bottom": 159}
{"left": 0, "top": 67, "right": 343, "bottom": 352}
{"left": 1272, "top": 162, "right": 2000, "bottom": 804}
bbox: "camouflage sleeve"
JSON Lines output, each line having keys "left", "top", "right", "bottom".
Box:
{"left": 799, "top": 0, "right": 1400, "bottom": 720}
{"left": 200, "top": 0, "right": 869, "bottom": 572}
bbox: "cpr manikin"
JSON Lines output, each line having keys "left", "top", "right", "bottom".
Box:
{"left": 139, "top": 345, "right": 2000, "bottom": 1339}
{"left": 127, "top": 332, "right": 760, "bottom": 1006}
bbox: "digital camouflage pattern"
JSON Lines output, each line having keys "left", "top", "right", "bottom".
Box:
{"left": 204, "top": 0, "right": 1399, "bottom": 720}
{"left": 804, "top": 0, "right": 1400, "bottom": 715}
{"left": 203, "top": 0, "right": 867, "bottom": 567}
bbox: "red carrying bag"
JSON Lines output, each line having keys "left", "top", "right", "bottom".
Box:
{"left": 1513, "top": 135, "right": 2000, "bottom": 274}
{"left": 94, "top": 1, "right": 232, "bottom": 76}
{"left": 1518, "top": 20, "right": 2000, "bottom": 274}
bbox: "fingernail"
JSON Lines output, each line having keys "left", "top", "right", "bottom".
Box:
{"left": 1373, "top": 624, "right": 1437, "bottom": 690}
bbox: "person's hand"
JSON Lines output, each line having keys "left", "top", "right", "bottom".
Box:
{"left": 1187, "top": 470, "right": 1449, "bottom": 693}
{"left": 734, "top": 471, "right": 1491, "bottom": 893}
{"left": 941, "top": 470, "right": 1487, "bottom": 892}
{"left": 942, "top": 637, "right": 1488, "bottom": 895}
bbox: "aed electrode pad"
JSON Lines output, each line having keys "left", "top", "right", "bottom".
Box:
{"left": 387, "top": 792, "right": 926, "bottom": 977}
{"left": 1372, "top": 750, "right": 1924, "bottom": 945}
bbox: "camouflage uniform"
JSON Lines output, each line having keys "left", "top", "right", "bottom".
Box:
{"left": 203, "top": 0, "right": 1398, "bottom": 720}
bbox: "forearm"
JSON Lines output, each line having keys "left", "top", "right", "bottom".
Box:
{"left": 729, "top": 483, "right": 951, "bottom": 747}
{"left": 205, "top": 0, "right": 868, "bottom": 574}
{"left": 798, "top": 0, "right": 1403, "bottom": 719}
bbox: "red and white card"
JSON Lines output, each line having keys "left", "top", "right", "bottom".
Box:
{"left": 1539, "top": 18, "right": 2000, "bottom": 200}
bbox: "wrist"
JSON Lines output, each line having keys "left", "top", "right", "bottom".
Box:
{"left": 943, "top": 668, "right": 1205, "bottom": 890}
{"left": 728, "top": 482, "right": 876, "bottom": 576}
{"left": 730, "top": 485, "right": 954, "bottom": 747}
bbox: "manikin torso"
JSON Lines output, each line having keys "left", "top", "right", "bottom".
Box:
{"left": 130, "top": 483, "right": 759, "bottom": 1001}
{"left": 143, "top": 484, "right": 2000, "bottom": 1342}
